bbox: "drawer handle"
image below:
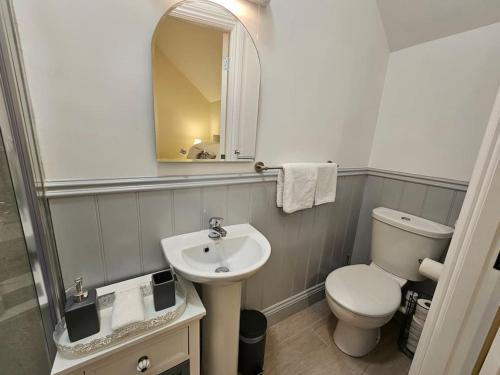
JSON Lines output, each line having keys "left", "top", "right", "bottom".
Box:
{"left": 137, "top": 356, "right": 151, "bottom": 373}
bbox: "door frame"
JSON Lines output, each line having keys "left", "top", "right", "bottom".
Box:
{"left": 410, "top": 85, "right": 500, "bottom": 374}
{"left": 0, "top": 0, "right": 64, "bottom": 360}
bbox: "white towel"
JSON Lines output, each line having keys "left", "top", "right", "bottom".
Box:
{"left": 277, "top": 163, "right": 318, "bottom": 214}
{"left": 314, "top": 163, "right": 337, "bottom": 205}
{"left": 111, "top": 287, "right": 145, "bottom": 331}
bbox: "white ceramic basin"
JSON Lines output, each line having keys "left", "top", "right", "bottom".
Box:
{"left": 161, "top": 223, "right": 271, "bottom": 284}
{"left": 162, "top": 223, "right": 271, "bottom": 374}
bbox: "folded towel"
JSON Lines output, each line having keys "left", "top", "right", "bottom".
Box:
{"left": 277, "top": 163, "right": 318, "bottom": 214}
{"left": 111, "top": 287, "right": 145, "bottom": 331}
{"left": 314, "top": 162, "right": 337, "bottom": 205}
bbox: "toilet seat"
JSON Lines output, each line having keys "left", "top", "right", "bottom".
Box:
{"left": 325, "top": 265, "right": 401, "bottom": 318}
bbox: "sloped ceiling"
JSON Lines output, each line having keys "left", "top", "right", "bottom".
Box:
{"left": 155, "top": 17, "right": 223, "bottom": 103}
{"left": 377, "top": 0, "right": 500, "bottom": 50}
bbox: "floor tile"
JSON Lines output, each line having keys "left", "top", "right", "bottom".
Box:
{"left": 266, "top": 299, "right": 330, "bottom": 346}
{"left": 264, "top": 299, "right": 411, "bottom": 375}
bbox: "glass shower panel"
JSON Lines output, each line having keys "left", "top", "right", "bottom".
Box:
{"left": 0, "top": 130, "right": 50, "bottom": 374}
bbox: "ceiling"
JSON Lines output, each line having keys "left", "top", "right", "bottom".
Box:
{"left": 377, "top": 0, "right": 500, "bottom": 50}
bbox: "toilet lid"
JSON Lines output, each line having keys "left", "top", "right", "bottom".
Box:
{"left": 325, "top": 265, "right": 401, "bottom": 317}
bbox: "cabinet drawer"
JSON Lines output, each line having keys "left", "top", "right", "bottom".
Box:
{"left": 159, "top": 360, "right": 189, "bottom": 375}
{"left": 85, "top": 327, "right": 189, "bottom": 375}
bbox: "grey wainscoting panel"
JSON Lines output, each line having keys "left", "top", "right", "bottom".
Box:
{"left": 278, "top": 210, "right": 303, "bottom": 301}
{"left": 50, "top": 177, "right": 366, "bottom": 303}
{"left": 322, "top": 193, "right": 341, "bottom": 275}
{"left": 172, "top": 188, "right": 202, "bottom": 235}
{"left": 341, "top": 175, "right": 366, "bottom": 266}
{"left": 226, "top": 183, "right": 252, "bottom": 225}
{"left": 241, "top": 176, "right": 365, "bottom": 310}
{"left": 421, "top": 186, "right": 455, "bottom": 224}
{"left": 318, "top": 201, "right": 339, "bottom": 282}
{"left": 50, "top": 196, "right": 105, "bottom": 288}
{"left": 399, "top": 182, "right": 427, "bottom": 216}
{"left": 306, "top": 204, "right": 331, "bottom": 288}
{"left": 138, "top": 190, "right": 173, "bottom": 273}
{"left": 350, "top": 176, "right": 384, "bottom": 265}
{"left": 291, "top": 208, "right": 315, "bottom": 295}
{"left": 243, "top": 182, "right": 273, "bottom": 310}
{"left": 379, "top": 178, "right": 404, "bottom": 209}
{"left": 201, "top": 186, "right": 228, "bottom": 229}
{"left": 447, "top": 190, "right": 466, "bottom": 227}
{"left": 97, "top": 193, "right": 142, "bottom": 283}
{"left": 251, "top": 182, "right": 287, "bottom": 308}
{"left": 351, "top": 176, "right": 467, "bottom": 266}
{"left": 325, "top": 178, "right": 352, "bottom": 280}
{"left": 48, "top": 170, "right": 468, "bottom": 323}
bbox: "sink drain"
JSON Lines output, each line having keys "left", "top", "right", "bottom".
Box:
{"left": 215, "top": 266, "right": 230, "bottom": 273}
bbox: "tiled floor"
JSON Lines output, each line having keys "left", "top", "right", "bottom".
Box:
{"left": 264, "top": 299, "right": 411, "bottom": 375}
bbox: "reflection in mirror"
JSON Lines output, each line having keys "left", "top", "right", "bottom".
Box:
{"left": 152, "top": 0, "right": 261, "bottom": 162}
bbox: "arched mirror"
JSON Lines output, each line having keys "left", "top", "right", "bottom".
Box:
{"left": 152, "top": 0, "right": 261, "bottom": 162}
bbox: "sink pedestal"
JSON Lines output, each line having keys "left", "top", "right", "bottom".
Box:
{"left": 161, "top": 224, "right": 271, "bottom": 374}
{"left": 201, "top": 282, "right": 242, "bottom": 375}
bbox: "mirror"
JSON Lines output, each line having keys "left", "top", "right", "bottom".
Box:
{"left": 152, "top": 0, "right": 261, "bottom": 162}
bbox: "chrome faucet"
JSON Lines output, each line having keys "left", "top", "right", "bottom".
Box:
{"left": 208, "top": 217, "right": 227, "bottom": 240}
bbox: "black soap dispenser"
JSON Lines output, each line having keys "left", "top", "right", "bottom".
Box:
{"left": 64, "top": 277, "right": 100, "bottom": 342}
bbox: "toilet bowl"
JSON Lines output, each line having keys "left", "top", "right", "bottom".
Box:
{"left": 325, "top": 264, "right": 404, "bottom": 357}
{"left": 325, "top": 207, "right": 454, "bottom": 357}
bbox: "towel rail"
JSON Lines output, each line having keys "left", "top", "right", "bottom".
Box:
{"left": 254, "top": 161, "right": 338, "bottom": 173}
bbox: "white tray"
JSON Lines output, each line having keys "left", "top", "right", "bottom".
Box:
{"left": 53, "top": 279, "right": 187, "bottom": 358}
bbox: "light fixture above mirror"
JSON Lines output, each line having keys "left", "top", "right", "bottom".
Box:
{"left": 152, "top": 0, "right": 261, "bottom": 162}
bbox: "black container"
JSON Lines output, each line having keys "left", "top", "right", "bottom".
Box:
{"left": 152, "top": 269, "right": 176, "bottom": 311}
{"left": 159, "top": 360, "right": 190, "bottom": 374}
{"left": 238, "top": 310, "right": 267, "bottom": 375}
{"left": 65, "top": 289, "right": 100, "bottom": 342}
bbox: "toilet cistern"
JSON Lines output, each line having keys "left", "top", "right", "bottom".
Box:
{"left": 208, "top": 216, "right": 227, "bottom": 240}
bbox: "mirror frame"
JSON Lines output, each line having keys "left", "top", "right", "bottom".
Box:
{"left": 151, "top": 0, "right": 262, "bottom": 163}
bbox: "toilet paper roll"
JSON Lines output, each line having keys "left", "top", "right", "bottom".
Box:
{"left": 415, "top": 299, "right": 432, "bottom": 321}
{"left": 407, "top": 335, "right": 418, "bottom": 347}
{"left": 410, "top": 319, "right": 423, "bottom": 331}
{"left": 415, "top": 309, "right": 427, "bottom": 322}
{"left": 406, "top": 340, "right": 417, "bottom": 353}
{"left": 417, "top": 298, "right": 431, "bottom": 310}
{"left": 419, "top": 258, "right": 444, "bottom": 282}
{"left": 407, "top": 314, "right": 427, "bottom": 354}
{"left": 409, "top": 325, "right": 423, "bottom": 338}
{"left": 408, "top": 330, "right": 420, "bottom": 342}
{"left": 411, "top": 315, "right": 424, "bottom": 331}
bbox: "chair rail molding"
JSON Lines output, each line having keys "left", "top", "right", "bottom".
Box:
{"left": 367, "top": 168, "right": 469, "bottom": 191}
{"left": 44, "top": 168, "right": 467, "bottom": 198}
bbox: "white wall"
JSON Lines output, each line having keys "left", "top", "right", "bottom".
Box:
{"left": 12, "top": 0, "right": 389, "bottom": 180}
{"left": 369, "top": 23, "right": 500, "bottom": 182}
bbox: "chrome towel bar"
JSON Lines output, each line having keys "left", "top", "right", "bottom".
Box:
{"left": 254, "top": 161, "right": 338, "bottom": 173}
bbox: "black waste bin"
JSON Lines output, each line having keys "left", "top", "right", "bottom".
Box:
{"left": 238, "top": 310, "right": 267, "bottom": 375}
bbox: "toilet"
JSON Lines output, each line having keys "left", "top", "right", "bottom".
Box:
{"left": 325, "top": 207, "right": 454, "bottom": 357}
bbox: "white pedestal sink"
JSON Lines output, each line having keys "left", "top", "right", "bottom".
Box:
{"left": 161, "top": 224, "right": 271, "bottom": 375}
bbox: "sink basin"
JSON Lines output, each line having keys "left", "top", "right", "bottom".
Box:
{"left": 161, "top": 223, "right": 271, "bottom": 375}
{"left": 161, "top": 223, "right": 271, "bottom": 284}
